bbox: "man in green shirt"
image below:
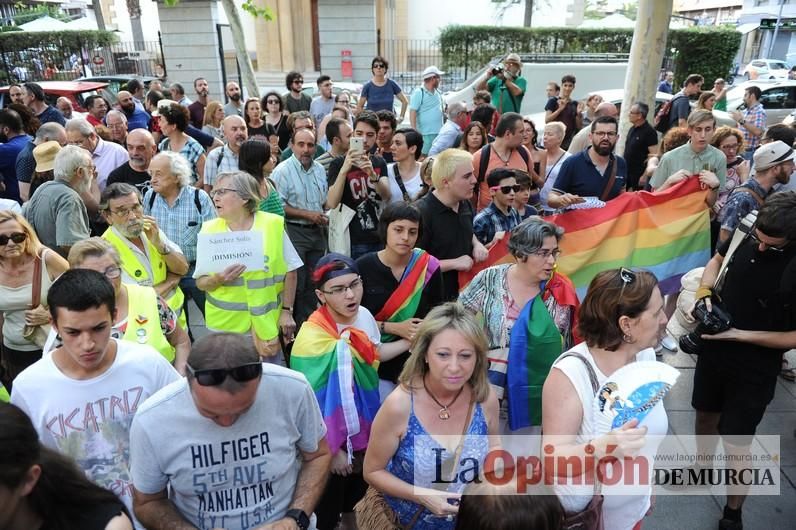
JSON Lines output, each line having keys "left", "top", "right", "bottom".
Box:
{"left": 477, "top": 53, "right": 527, "bottom": 115}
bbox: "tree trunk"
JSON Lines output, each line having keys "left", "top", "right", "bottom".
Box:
{"left": 220, "top": 0, "right": 259, "bottom": 100}
{"left": 524, "top": 0, "right": 534, "bottom": 27}
{"left": 617, "top": 0, "right": 673, "bottom": 156}
{"left": 92, "top": 0, "right": 106, "bottom": 31}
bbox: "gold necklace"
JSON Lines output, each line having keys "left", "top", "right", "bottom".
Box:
{"left": 423, "top": 376, "right": 465, "bottom": 420}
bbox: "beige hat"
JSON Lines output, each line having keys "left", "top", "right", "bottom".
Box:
{"left": 151, "top": 98, "right": 178, "bottom": 117}
{"left": 33, "top": 141, "right": 62, "bottom": 172}
{"left": 505, "top": 53, "right": 522, "bottom": 66}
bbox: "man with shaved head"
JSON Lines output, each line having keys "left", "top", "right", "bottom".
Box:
{"left": 106, "top": 128, "right": 157, "bottom": 194}
{"left": 56, "top": 97, "right": 74, "bottom": 120}
{"left": 116, "top": 90, "right": 151, "bottom": 131}
{"left": 203, "top": 115, "right": 248, "bottom": 191}
{"left": 223, "top": 81, "right": 243, "bottom": 117}
{"left": 567, "top": 100, "right": 619, "bottom": 154}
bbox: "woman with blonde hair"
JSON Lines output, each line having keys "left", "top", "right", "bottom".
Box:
{"left": 362, "top": 302, "right": 499, "bottom": 529}
{"left": 201, "top": 100, "right": 225, "bottom": 140}
{"left": 696, "top": 91, "right": 717, "bottom": 111}
{"left": 539, "top": 121, "right": 570, "bottom": 212}
{"left": 0, "top": 211, "right": 68, "bottom": 388}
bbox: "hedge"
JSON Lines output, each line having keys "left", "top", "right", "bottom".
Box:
{"left": 0, "top": 30, "right": 117, "bottom": 52}
{"left": 438, "top": 25, "right": 741, "bottom": 88}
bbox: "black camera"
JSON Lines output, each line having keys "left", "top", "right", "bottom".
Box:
{"left": 491, "top": 63, "right": 505, "bottom": 76}
{"left": 678, "top": 298, "right": 732, "bottom": 354}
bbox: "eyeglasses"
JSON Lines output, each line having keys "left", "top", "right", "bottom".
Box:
{"left": 293, "top": 79, "right": 304, "bottom": 84}
{"left": 490, "top": 184, "right": 521, "bottom": 194}
{"left": 373, "top": 64, "right": 386, "bottom": 69}
{"left": 187, "top": 362, "right": 262, "bottom": 387}
{"left": 531, "top": 248, "right": 561, "bottom": 260}
{"left": 210, "top": 188, "right": 239, "bottom": 198}
{"left": 110, "top": 203, "right": 143, "bottom": 218}
{"left": 0, "top": 232, "right": 26, "bottom": 246}
{"left": 719, "top": 143, "right": 739, "bottom": 151}
{"left": 592, "top": 131, "right": 618, "bottom": 138}
{"left": 102, "top": 266, "right": 122, "bottom": 279}
{"left": 749, "top": 230, "right": 788, "bottom": 252}
{"left": 617, "top": 267, "right": 636, "bottom": 304}
{"left": 338, "top": 99, "right": 350, "bottom": 104}
{"left": 266, "top": 99, "right": 280, "bottom": 104}
{"left": 320, "top": 277, "right": 363, "bottom": 296}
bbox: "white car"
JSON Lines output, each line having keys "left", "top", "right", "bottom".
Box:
{"left": 740, "top": 59, "right": 789, "bottom": 81}
{"left": 725, "top": 80, "right": 796, "bottom": 126}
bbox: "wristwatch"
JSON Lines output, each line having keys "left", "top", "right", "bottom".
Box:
{"left": 282, "top": 306, "right": 293, "bottom": 313}
{"left": 739, "top": 119, "right": 745, "bottom": 126}
{"left": 285, "top": 509, "right": 309, "bottom": 530}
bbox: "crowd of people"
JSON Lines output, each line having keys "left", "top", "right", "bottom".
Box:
{"left": 0, "top": 57, "right": 794, "bottom": 530}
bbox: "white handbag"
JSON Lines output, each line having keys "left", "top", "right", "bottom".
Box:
{"left": 327, "top": 203, "right": 355, "bottom": 256}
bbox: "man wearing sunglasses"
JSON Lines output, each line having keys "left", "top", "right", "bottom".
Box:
{"left": 131, "top": 332, "right": 330, "bottom": 530}
{"left": 473, "top": 168, "right": 522, "bottom": 247}
{"left": 284, "top": 71, "right": 312, "bottom": 115}
{"left": 691, "top": 192, "right": 796, "bottom": 530}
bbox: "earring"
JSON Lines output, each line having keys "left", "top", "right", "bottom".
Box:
{"left": 622, "top": 333, "right": 635, "bottom": 344}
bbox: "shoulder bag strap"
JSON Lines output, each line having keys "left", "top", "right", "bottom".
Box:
{"left": 391, "top": 163, "right": 411, "bottom": 202}
{"left": 30, "top": 249, "right": 42, "bottom": 309}
{"left": 599, "top": 155, "right": 618, "bottom": 202}
{"left": 730, "top": 186, "right": 764, "bottom": 207}
{"left": 714, "top": 211, "right": 756, "bottom": 294}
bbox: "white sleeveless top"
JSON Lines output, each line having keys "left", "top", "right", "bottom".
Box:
{"left": 551, "top": 342, "right": 669, "bottom": 530}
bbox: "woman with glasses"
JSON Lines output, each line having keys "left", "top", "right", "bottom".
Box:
{"left": 460, "top": 217, "right": 579, "bottom": 434}
{"left": 157, "top": 102, "right": 206, "bottom": 187}
{"left": 542, "top": 268, "right": 669, "bottom": 530}
{"left": 356, "top": 56, "right": 409, "bottom": 118}
{"left": 0, "top": 211, "right": 68, "bottom": 389}
{"left": 197, "top": 171, "right": 301, "bottom": 358}
{"left": 291, "top": 253, "right": 410, "bottom": 530}
{"left": 41, "top": 238, "right": 191, "bottom": 373}
{"left": 711, "top": 127, "right": 749, "bottom": 216}
{"left": 262, "top": 91, "right": 291, "bottom": 151}
{"left": 362, "top": 302, "right": 499, "bottom": 529}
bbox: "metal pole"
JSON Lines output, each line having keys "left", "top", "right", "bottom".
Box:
{"left": 377, "top": 29, "right": 381, "bottom": 57}
{"left": 768, "top": 0, "right": 785, "bottom": 58}
{"left": 216, "top": 24, "right": 228, "bottom": 101}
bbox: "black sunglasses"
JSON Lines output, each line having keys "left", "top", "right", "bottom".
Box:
{"left": 490, "top": 184, "right": 521, "bottom": 194}
{"left": 0, "top": 232, "right": 26, "bottom": 246}
{"left": 186, "top": 362, "right": 262, "bottom": 386}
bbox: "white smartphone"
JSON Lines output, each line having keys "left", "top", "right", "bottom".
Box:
{"left": 349, "top": 137, "right": 364, "bottom": 152}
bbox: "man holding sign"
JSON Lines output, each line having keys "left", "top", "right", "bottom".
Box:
{"left": 196, "top": 171, "right": 302, "bottom": 359}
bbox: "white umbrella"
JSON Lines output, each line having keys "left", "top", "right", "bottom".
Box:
{"left": 19, "top": 16, "right": 70, "bottom": 32}
{"left": 579, "top": 13, "right": 636, "bottom": 29}
{"left": 65, "top": 17, "right": 98, "bottom": 31}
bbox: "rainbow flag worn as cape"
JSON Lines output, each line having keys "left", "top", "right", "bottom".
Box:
{"left": 290, "top": 305, "right": 381, "bottom": 461}
{"left": 460, "top": 178, "right": 711, "bottom": 297}
{"left": 374, "top": 249, "right": 440, "bottom": 342}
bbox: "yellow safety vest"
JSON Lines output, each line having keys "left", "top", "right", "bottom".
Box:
{"left": 103, "top": 227, "right": 187, "bottom": 329}
{"left": 201, "top": 211, "right": 288, "bottom": 341}
{"left": 122, "top": 283, "right": 175, "bottom": 362}
{"left": 0, "top": 384, "right": 9, "bottom": 403}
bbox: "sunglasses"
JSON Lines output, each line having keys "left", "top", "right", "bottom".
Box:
{"left": 186, "top": 362, "right": 262, "bottom": 386}
{"left": 490, "top": 185, "right": 521, "bottom": 194}
{"left": 0, "top": 232, "right": 26, "bottom": 246}
{"left": 293, "top": 79, "right": 304, "bottom": 84}
{"left": 373, "top": 64, "right": 386, "bottom": 69}
{"left": 617, "top": 267, "right": 636, "bottom": 304}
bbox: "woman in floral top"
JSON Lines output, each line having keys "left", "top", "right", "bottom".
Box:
{"left": 459, "top": 217, "right": 580, "bottom": 433}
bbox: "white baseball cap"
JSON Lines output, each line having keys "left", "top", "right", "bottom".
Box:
{"left": 422, "top": 66, "right": 445, "bottom": 80}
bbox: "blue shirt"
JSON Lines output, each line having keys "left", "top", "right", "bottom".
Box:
{"left": 362, "top": 79, "right": 402, "bottom": 112}
{"left": 0, "top": 135, "right": 33, "bottom": 203}
{"left": 15, "top": 139, "right": 36, "bottom": 184}
{"left": 270, "top": 156, "right": 329, "bottom": 222}
{"left": 552, "top": 148, "right": 627, "bottom": 200}
{"left": 658, "top": 80, "right": 673, "bottom": 94}
{"left": 125, "top": 106, "right": 151, "bottom": 131}
{"left": 36, "top": 106, "right": 65, "bottom": 126}
{"left": 718, "top": 178, "right": 769, "bottom": 235}
{"left": 473, "top": 202, "right": 522, "bottom": 245}
{"left": 409, "top": 87, "right": 444, "bottom": 134}
{"left": 143, "top": 185, "right": 216, "bottom": 263}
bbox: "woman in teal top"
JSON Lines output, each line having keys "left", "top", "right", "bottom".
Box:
{"left": 238, "top": 139, "right": 285, "bottom": 216}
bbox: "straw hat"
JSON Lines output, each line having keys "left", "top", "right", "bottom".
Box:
{"left": 33, "top": 141, "right": 62, "bottom": 172}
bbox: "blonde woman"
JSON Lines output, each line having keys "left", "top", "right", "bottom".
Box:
{"left": 201, "top": 101, "right": 225, "bottom": 140}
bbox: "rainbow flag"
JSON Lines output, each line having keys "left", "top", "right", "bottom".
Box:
{"left": 290, "top": 305, "right": 381, "bottom": 460}
{"left": 374, "top": 249, "right": 440, "bottom": 342}
{"left": 460, "top": 178, "right": 711, "bottom": 297}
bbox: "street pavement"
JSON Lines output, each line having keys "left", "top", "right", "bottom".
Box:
{"left": 184, "top": 301, "right": 796, "bottom": 529}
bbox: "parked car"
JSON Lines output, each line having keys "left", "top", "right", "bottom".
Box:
{"left": 740, "top": 59, "right": 789, "bottom": 81}
{"left": 725, "top": 79, "right": 796, "bottom": 126}
{"left": 77, "top": 75, "right": 159, "bottom": 99}
{"left": 0, "top": 81, "right": 113, "bottom": 113}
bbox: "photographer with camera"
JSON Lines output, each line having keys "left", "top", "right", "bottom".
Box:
{"left": 476, "top": 53, "right": 527, "bottom": 117}
{"left": 690, "top": 190, "right": 796, "bottom": 530}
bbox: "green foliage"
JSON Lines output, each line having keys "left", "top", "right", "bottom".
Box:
{"left": 13, "top": 4, "right": 69, "bottom": 26}
{"left": 438, "top": 25, "right": 740, "bottom": 85}
{"left": 0, "top": 30, "right": 117, "bottom": 51}
{"left": 241, "top": 0, "right": 273, "bottom": 19}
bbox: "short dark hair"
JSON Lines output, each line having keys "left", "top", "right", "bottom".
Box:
{"left": 325, "top": 117, "right": 349, "bottom": 143}
{"left": 547, "top": 81, "right": 560, "bottom": 92}
{"left": 261, "top": 91, "right": 284, "bottom": 113}
{"left": 85, "top": 94, "right": 104, "bottom": 110}
{"left": 316, "top": 74, "right": 331, "bottom": 86}
{"left": 0, "top": 109, "right": 24, "bottom": 133}
{"left": 285, "top": 71, "right": 303, "bottom": 90}
{"left": 756, "top": 191, "right": 796, "bottom": 240}
{"left": 238, "top": 139, "right": 271, "bottom": 183}
{"left": 371, "top": 56, "right": 389, "bottom": 71}
{"left": 473, "top": 90, "right": 491, "bottom": 104}
{"left": 395, "top": 128, "right": 423, "bottom": 161}
{"left": 160, "top": 102, "right": 190, "bottom": 131}
{"left": 590, "top": 115, "right": 618, "bottom": 133}
{"left": 146, "top": 90, "right": 164, "bottom": 108}
{"left": 193, "top": 77, "right": 206, "bottom": 89}
{"left": 377, "top": 201, "right": 422, "bottom": 243}
{"left": 126, "top": 79, "right": 143, "bottom": 93}
{"left": 745, "top": 86, "right": 762, "bottom": 101}
{"left": 376, "top": 110, "right": 397, "bottom": 131}
{"left": 515, "top": 170, "right": 532, "bottom": 190}
{"left": 685, "top": 74, "right": 704, "bottom": 87}
{"left": 187, "top": 333, "right": 261, "bottom": 393}
{"left": 495, "top": 112, "right": 523, "bottom": 137}
{"left": 48, "top": 269, "right": 116, "bottom": 323}
{"left": 23, "top": 82, "right": 45, "bottom": 102}
{"left": 561, "top": 74, "right": 576, "bottom": 85}
{"left": 471, "top": 105, "right": 495, "bottom": 130}
{"left": 632, "top": 101, "right": 650, "bottom": 119}
{"left": 170, "top": 82, "right": 185, "bottom": 96}
{"left": 578, "top": 269, "right": 659, "bottom": 351}
{"left": 763, "top": 123, "right": 796, "bottom": 146}
{"left": 486, "top": 167, "right": 516, "bottom": 188}
{"left": 354, "top": 110, "right": 379, "bottom": 133}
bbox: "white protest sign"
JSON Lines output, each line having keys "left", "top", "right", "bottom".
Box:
{"left": 194, "top": 230, "right": 264, "bottom": 276}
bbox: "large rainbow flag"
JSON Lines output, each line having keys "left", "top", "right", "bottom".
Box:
{"left": 460, "top": 178, "right": 711, "bottom": 298}
{"left": 290, "top": 305, "right": 381, "bottom": 460}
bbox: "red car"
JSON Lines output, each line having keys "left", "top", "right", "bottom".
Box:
{"left": 0, "top": 81, "right": 113, "bottom": 112}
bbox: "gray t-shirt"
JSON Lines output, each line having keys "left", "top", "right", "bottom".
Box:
{"left": 22, "top": 179, "right": 90, "bottom": 248}
{"left": 224, "top": 101, "right": 243, "bottom": 118}
{"left": 130, "top": 364, "right": 326, "bottom": 530}
{"left": 309, "top": 96, "right": 335, "bottom": 128}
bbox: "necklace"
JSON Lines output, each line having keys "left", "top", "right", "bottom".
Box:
{"left": 423, "top": 376, "right": 465, "bottom": 420}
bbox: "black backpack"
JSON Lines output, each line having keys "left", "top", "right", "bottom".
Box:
{"left": 654, "top": 94, "right": 687, "bottom": 134}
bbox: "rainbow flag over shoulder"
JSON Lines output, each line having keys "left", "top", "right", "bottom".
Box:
{"left": 374, "top": 249, "right": 440, "bottom": 342}
{"left": 460, "top": 178, "right": 711, "bottom": 297}
{"left": 290, "top": 305, "right": 381, "bottom": 460}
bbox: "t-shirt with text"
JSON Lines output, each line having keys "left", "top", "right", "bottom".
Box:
{"left": 328, "top": 154, "right": 389, "bottom": 246}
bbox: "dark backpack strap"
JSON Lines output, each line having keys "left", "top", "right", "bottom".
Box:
{"left": 391, "top": 163, "right": 411, "bottom": 202}
{"left": 474, "top": 144, "right": 492, "bottom": 207}
{"left": 730, "top": 186, "right": 764, "bottom": 207}
{"left": 216, "top": 146, "right": 225, "bottom": 169}
{"left": 517, "top": 145, "right": 530, "bottom": 168}
{"left": 147, "top": 189, "right": 156, "bottom": 210}
{"left": 558, "top": 352, "right": 600, "bottom": 395}
{"left": 193, "top": 188, "right": 202, "bottom": 215}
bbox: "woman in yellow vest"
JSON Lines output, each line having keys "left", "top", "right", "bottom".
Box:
{"left": 196, "top": 171, "right": 301, "bottom": 358}
{"left": 64, "top": 238, "right": 191, "bottom": 374}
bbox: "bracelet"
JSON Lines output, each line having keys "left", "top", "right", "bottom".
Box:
{"left": 282, "top": 306, "right": 293, "bottom": 313}
{"left": 379, "top": 321, "right": 386, "bottom": 333}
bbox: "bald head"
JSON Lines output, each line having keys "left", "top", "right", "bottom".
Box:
{"left": 225, "top": 81, "right": 242, "bottom": 103}
{"left": 56, "top": 97, "right": 73, "bottom": 119}
{"left": 223, "top": 115, "right": 248, "bottom": 149}
{"left": 596, "top": 102, "right": 618, "bottom": 118}
{"left": 117, "top": 91, "right": 135, "bottom": 113}
{"left": 126, "top": 128, "right": 156, "bottom": 170}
